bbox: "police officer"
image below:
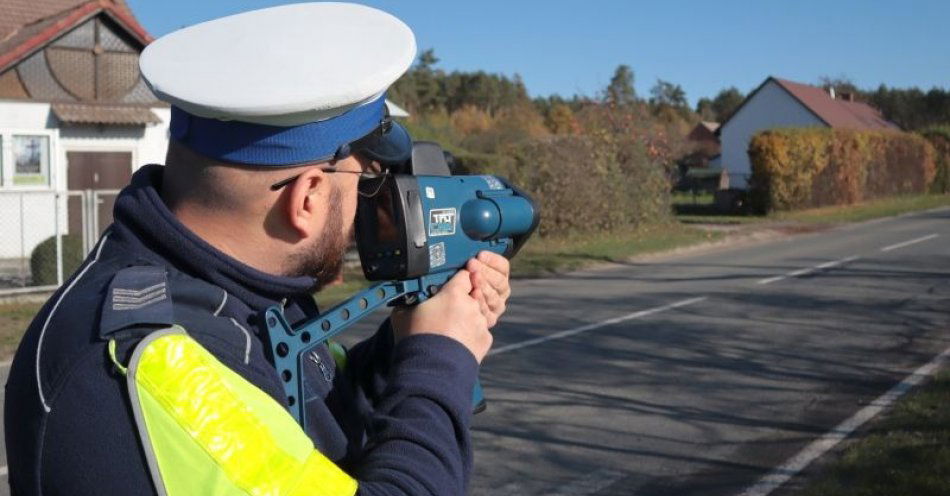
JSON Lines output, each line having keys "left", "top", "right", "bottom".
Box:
{"left": 5, "top": 4, "right": 511, "bottom": 495}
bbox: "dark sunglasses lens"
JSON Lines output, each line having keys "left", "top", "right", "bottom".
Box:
{"left": 355, "top": 120, "right": 412, "bottom": 167}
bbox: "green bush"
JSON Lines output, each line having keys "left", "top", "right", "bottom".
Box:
{"left": 748, "top": 128, "right": 936, "bottom": 212}
{"left": 495, "top": 135, "right": 671, "bottom": 237}
{"left": 919, "top": 126, "right": 950, "bottom": 194}
{"left": 30, "top": 234, "right": 84, "bottom": 286}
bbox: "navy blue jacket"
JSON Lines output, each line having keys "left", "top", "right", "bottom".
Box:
{"left": 5, "top": 164, "right": 478, "bottom": 495}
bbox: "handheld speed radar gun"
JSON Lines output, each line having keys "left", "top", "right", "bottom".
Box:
{"left": 264, "top": 142, "right": 540, "bottom": 428}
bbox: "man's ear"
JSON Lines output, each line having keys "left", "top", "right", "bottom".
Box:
{"left": 283, "top": 167, "right": 330, "bottom": 239}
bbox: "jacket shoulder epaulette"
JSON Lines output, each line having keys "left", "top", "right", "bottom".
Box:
{"left": 99, "top": 265, "right": 174, "bottom": 340}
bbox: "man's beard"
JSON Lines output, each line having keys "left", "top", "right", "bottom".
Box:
{"left": 286, "top": 184, "right": 351, "bottom": 291}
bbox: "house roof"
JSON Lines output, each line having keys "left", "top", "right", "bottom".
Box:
{"left": 688, "top": 121, "right": 721, "bottom": 143}
{"left": 771, "top": 78, "right": 898, "bottom": 130}
{"left": 720, "top": 76, "right": 899, "bottom": 133}
{"left": 52, "top": 102, "right": 161, "bottom": 125}
{"left": 0, "top": 0, "right": 152, "bottom": 74}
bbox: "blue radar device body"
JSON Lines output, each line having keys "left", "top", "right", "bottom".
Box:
{"left": 264, "top": 142, "right": 539, "bottom": 429}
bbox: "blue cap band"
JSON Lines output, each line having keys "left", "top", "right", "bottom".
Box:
{"left": 169, "top": 94, "right": 388, "bottom": 166}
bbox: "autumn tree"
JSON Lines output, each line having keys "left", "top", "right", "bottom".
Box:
{"left": 546, "top": 103, "right": 578, "bottom": 134}
{"left": 605, "top": 64, "right": 636, "bottom": 106}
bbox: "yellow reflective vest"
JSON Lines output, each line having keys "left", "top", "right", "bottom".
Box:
{"left": 112, "top": 326, "right": 358, "bottom": 496}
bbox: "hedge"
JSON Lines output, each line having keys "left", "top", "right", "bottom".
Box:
{"left": 30, "top": 234, "right": 84, "bottom": 286}
{"left": 919, "top": 126, "right": 950, "bottom": 194}
{"left": 748, "top": 129, "right": 936, "bottom": 212}
{"left": 457, "top": 135, "right": 672, "bottom": 237}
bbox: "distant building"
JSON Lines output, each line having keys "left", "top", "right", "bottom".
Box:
{"left": 687, "top": 121, "right": 720, "bottom": 147}
{"left": 681, "top": 120, "right": 721, "bottom": 171}
{"left": 718, "top": 76, "right": 898, "bottom": 189}
{"left": 0, "top": 0, "right": 168, "bottom": 257}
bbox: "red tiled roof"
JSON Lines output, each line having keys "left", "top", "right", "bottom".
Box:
{"left": 771, "top": 78, "right": 899, "bottom": 130}
{"left": 719, "top": 77, "right": 900, "bottom": 134}
{"left": 0, "top": 0, "right": 152, "bottom": 73}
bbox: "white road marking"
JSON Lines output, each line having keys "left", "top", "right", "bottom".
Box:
{"left": 0, "top": 359, "right": 11, "bottom": 368}
{"left": 490, "top": 297, "right": 707, "bottom": 356}
{"left": 756, "top": 255, "right": 859, "bottom": 285}
{"left": 880, "top": 233, "right": 938, "bottom": 252}
{"left": 0, "top": 465, "right": 6, "bottom": 476}
{"left": 757, "top": 275, "right": 787, "bottom": 285}
{"left": 736, "top": 344, "right": 950, "bottom": 496}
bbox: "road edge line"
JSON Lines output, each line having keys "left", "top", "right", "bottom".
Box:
{"left": 736, "top": 344, "right": 950, "bottom": 496}
{"left": 756, "top": 255, "right": 859, "bottom": 285}
{"left": 880, "top": 233, "right": 939, "bottom": 252}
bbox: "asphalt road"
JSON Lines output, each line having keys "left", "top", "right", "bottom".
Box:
{"left": 1, "top": 207, "right": 948, "bottom": 495}
{"left": 466, "top": 208, "right": 950, "bottom": 496}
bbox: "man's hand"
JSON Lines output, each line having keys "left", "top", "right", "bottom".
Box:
{"left": 466, "top": 251, "right": 511, "bottom": 328}
{"left": 391, "top": 270, "right": 492, "bottom": 363}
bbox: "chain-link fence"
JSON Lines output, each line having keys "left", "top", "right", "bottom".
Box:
{"left": 0, "top": 189, "right": 118, "bottom": 296}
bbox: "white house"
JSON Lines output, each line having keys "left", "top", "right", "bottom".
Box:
{"left": 718, "top": 76, "right": 898, "bottom": 189}
{"left": 0, "top": 0, "right": 409, "bottom": 268}
{"left": 0, "top": 0, "right": 169, "bottom": 260}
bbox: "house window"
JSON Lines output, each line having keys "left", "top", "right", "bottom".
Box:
{"left": 13, "top": 135, "right": 50, "bottom": 186}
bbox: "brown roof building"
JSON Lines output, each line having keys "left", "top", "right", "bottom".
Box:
{"left": 766, "top": 78, "right": 898, "bottom": 131}
{"left": 0, "top": 0, "right": 170, "bottom": 258}
{"left": 686, "top": 120, "right": 721, "bottom": 161}
{"left": 717, "top": 76, "right": 899, "bottom": 189}
{"left": 0, "top": 0, "right": 159, "bottom": 110}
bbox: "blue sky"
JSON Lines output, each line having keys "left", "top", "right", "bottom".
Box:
{"left": 126, "top": 0, "right": 950, "bottom": 106}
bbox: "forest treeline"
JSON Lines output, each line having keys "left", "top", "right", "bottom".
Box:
{"left": 386, "top": 50, "right": 949, "bottom": 233}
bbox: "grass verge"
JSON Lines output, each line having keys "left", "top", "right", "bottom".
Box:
{"left": 510, "top": 223, "right": 720, "bottom": 278}
{"left": 674, "top": 193, "right": 950, "bottom": 226}
{"left": 0, "top": 301, "right": 42, "bottom": 360}
{"left": 774, "top": 193, "right": 950, "bottom": 224}
{"left": 798, "top": 370, "right": 950, "bottom": 496}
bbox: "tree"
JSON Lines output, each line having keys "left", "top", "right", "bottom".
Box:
{"left": 818, "top": 75, "right": 860, "bottom": 97}
{"left": 412, "top": 48, "right": 445, "bottom": 111}
{"left": 649, "top": 79, "right": 688, "bottom": 109}
{"left": 417, "top": 48, "right": 439, "bottom": 70}
{"left": 546, "top": 103, "right": 578, "bottom": 134}
{"left": 866, "top": 84, "right": 950, "bottom": 130}
{"left": 710, "top": 87, "right": 744, "bottom": 122}
{"left": 695, "top": 97, "right": 715, "bottom": 121}
{"left": 605, "top": 64, "right": 636, "bottom": 106}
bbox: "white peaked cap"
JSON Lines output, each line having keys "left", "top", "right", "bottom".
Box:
{"left": 140, "top": 2, "right": 417, "bottom": 127}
